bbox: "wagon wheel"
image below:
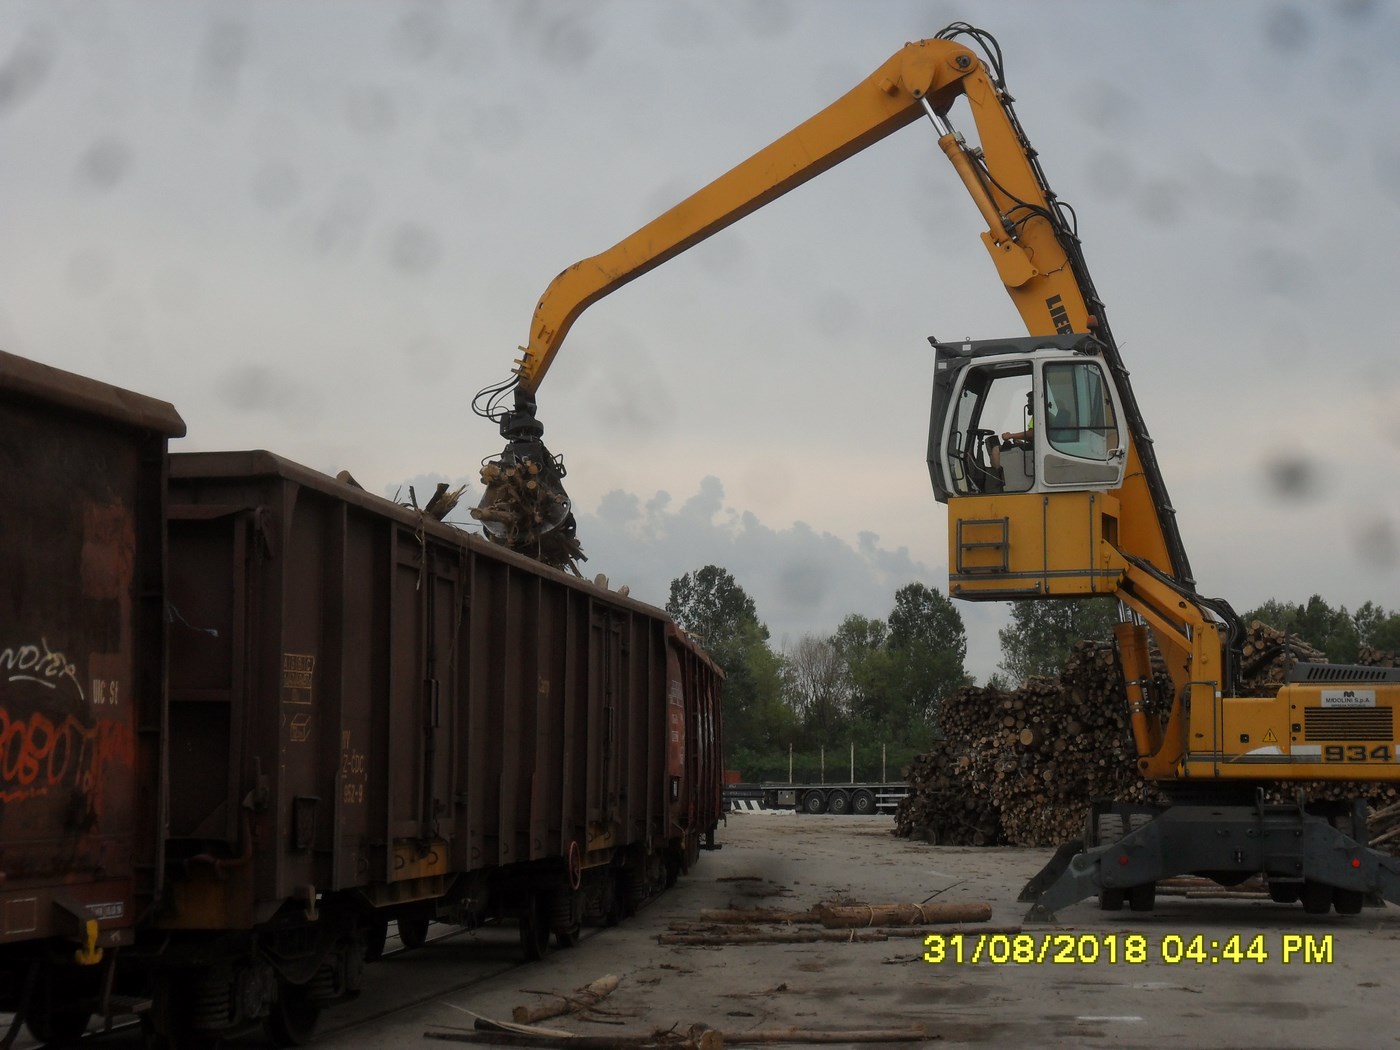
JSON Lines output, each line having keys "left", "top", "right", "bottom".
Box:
{"left": 553, "top": 890, "right": 582, "bottom": 949}
{"left": 682, "top": 833, "right": 701, "bottom": 873}
{"left": 23, "top": 965, "right": 93, "bottom": 1048}
{"left": 602, "top": 873, "right": 624, "bottom": 927}
{"left": 519, "top": 892, "right": 552, "bottom": 961}
{"left": 397, "top": 914, "right": 430, "bottom": 950}
{"left": 363, "top": 917, "right": 389, "bottom": 962}
{"left": 25, "top": 1007, "right": 92, "bottom": 1048}
{"left": 266, "top": 980, "right": 320, "bottom": 1048}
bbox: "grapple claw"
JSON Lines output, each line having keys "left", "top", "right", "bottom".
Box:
{"left": 471, "top": 390, "right": 586, "bottom": 575}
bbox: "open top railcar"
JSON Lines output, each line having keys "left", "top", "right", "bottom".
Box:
{"left": 0, "top": 351, "right": 723, "bottom": 1047}
{"left": 0, "top": 351, "right": 184, "bottom": 1043}
{"left": 154, "top": 449, "right": 724, "bottom": 1042}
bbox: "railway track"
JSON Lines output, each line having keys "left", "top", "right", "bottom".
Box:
{"left": 3, "top": 919, "right": 603, "bottom": 1050}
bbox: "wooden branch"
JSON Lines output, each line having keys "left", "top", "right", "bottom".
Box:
{"left": 696, "top": 908, "right": 818, "bottom": 924}
{"left": 814, "top": 902, "right": 992, "bottom": 928}
{"left": 668, "top": 922, "right": 765, "bottom": 936}
{"left": 512, "top": 976, "right": 620, "bottom": 1025}
{"left": 877, "top": 923, "right": 1026, "bottom": 938}
{"left": 658, "top": 930, "right": 888, "bottom": 946}
{"left": 426, "top": 1021, "right": 721, "bottom": 1049}
{"left": 726, "top": 1024, "right": 928, "bottom": 1045}
{"left": 1366, "top": 822, "right": 1400, "bottom": 848}
{"left": 425, "top": 1021, "right": 928, "bottom": 1047}
{"left": 1369, "top": 799, "right": 1400, "bottom": 823}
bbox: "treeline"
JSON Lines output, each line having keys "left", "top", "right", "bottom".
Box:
{"left": 1240, "top": 596, "right": 1400, "bottom": 663}
{"left": 665, "top": 565, "right": 1400, "bottom": 784}
{"left": 665, "top": 566, "right": 968, "bottom": 783}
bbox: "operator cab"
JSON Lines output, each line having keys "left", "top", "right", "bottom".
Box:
{"left": 927, "top": 334, "right": 1128, "bottom": 502}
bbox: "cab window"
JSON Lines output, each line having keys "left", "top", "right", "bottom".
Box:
{"left": 1043, "top": 362, "right": 1119, "bottom": 461}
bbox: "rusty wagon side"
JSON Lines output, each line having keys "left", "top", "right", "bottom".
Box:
{"left": 0, "top": 352, "right": 184, "bottom": 1040}
{"left": 152, "top": 448, "right": 723, "bottom": 1043}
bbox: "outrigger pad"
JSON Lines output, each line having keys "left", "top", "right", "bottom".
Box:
{"left": 1019, "top": 841, "right": 1081, "bottom": 903}
{"left": 1020, "top": 801, "right": 1400, "bottom": 923}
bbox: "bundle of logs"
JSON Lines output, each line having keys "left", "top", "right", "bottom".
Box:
{"left": 895, "top": 621, "right": 1400, "bottom": 852}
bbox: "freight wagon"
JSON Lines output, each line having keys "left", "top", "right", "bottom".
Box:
{"left": 0, "top": 352, "right": 185, "bottom": 1045}
{"left": 0, "top": 353, "right": 724, "bottom": 1047}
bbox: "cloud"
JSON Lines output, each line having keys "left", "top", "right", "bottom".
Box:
{"left": 572, "top": 475, "right": 1007, "bottom": 681}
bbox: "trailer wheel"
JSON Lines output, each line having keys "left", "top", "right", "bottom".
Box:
{"left": 851, "top": 789, "right": 877, "bottom": 815}
{"left": 1301, "top": 880, "right": 1333, "bottom": 915}
{"left": 1092, "top": 812, "right": 1126, "bottom": 914}
{"left": 1267, "top": 879, "right": 1302, "bottom": 904}
{"left": 1128, "top": 882, "right": 1156, "bottom": 912}
{"left": 1093, "top": 813, "right": 1125, "bottom": 844}
{"left": 1333, "top": 888, "right": 1364, "bottom": 915}
{"left": 1098, "top": 888, "right": 1125, "bottom": 911}
{"left": 827, "top": 790, "right": 851, "bottom": 815}
{"left": 801, "top": 790, "right": 827, "bottom": 814}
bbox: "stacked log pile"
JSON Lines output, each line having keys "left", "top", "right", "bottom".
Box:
{"left": 1239, "top": 619, "right": 1326, "bottom": 688}
{"left": 896, "top": 622, "right": 1400, "bottom": 852}
{"left": 895, "top": 640, "right": 1168, "bottom": 846}
{"left": 1360, "top": 645, "right": 1397, "bottom": 668}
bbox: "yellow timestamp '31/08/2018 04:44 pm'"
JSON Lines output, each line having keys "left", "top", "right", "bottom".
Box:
{"left": 922, "top": 932, "right": 1335, "bottom": 966}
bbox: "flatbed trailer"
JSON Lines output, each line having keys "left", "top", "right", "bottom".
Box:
{"left": 724, "top": 782, "right": 908, "bottom": 816}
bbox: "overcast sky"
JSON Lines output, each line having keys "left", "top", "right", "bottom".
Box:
{"left": 3, "top": 1, "right": 1399, "bottom": 685}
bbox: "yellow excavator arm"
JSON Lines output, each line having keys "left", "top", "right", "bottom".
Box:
{"left": 508, "top": 34, "right": 1081, "bottom": 396}
{"left": 473, "top": 25, "right": 1103, "bottom": 570}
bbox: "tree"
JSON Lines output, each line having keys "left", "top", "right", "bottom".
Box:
{"left": 884, "top": 582, "right": 969, "bottom": 724}
{"left": 997, "top": 598, "right": 1118, "bottom": 684}
{"left": 782, "top": 634, "right": 849, "bottom": 740}
{"left": 1354, "top": 601, "right": 1400, "bottom": 653}
{"left": 831, "top": 614, "right": 890, "bottom": 726}
{"left": 1242, "top": 595, "right": 1360, "bottom": 663}
{"left": 887, "top": 582, "right": 966, "bottom": 658}
{"left": 667, "top": 565, "right": 766, "bottom": 649}
{"left": 667, "top": 566, "right": 786, "bottom": 765}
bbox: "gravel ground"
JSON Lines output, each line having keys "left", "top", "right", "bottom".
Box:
{"left": 317, "top": 810, "right": 1400, "bottom": 1049}
{"left": 12, "top": 811, "right": 1400, "bottom": 1049}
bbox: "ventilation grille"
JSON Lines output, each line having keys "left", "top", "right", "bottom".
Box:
{"left": 1289, "top": 662, "right": 1400, "bottom": 684}
{"left": 1303, "top": 707, "right": 1394, "bottom": 742}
